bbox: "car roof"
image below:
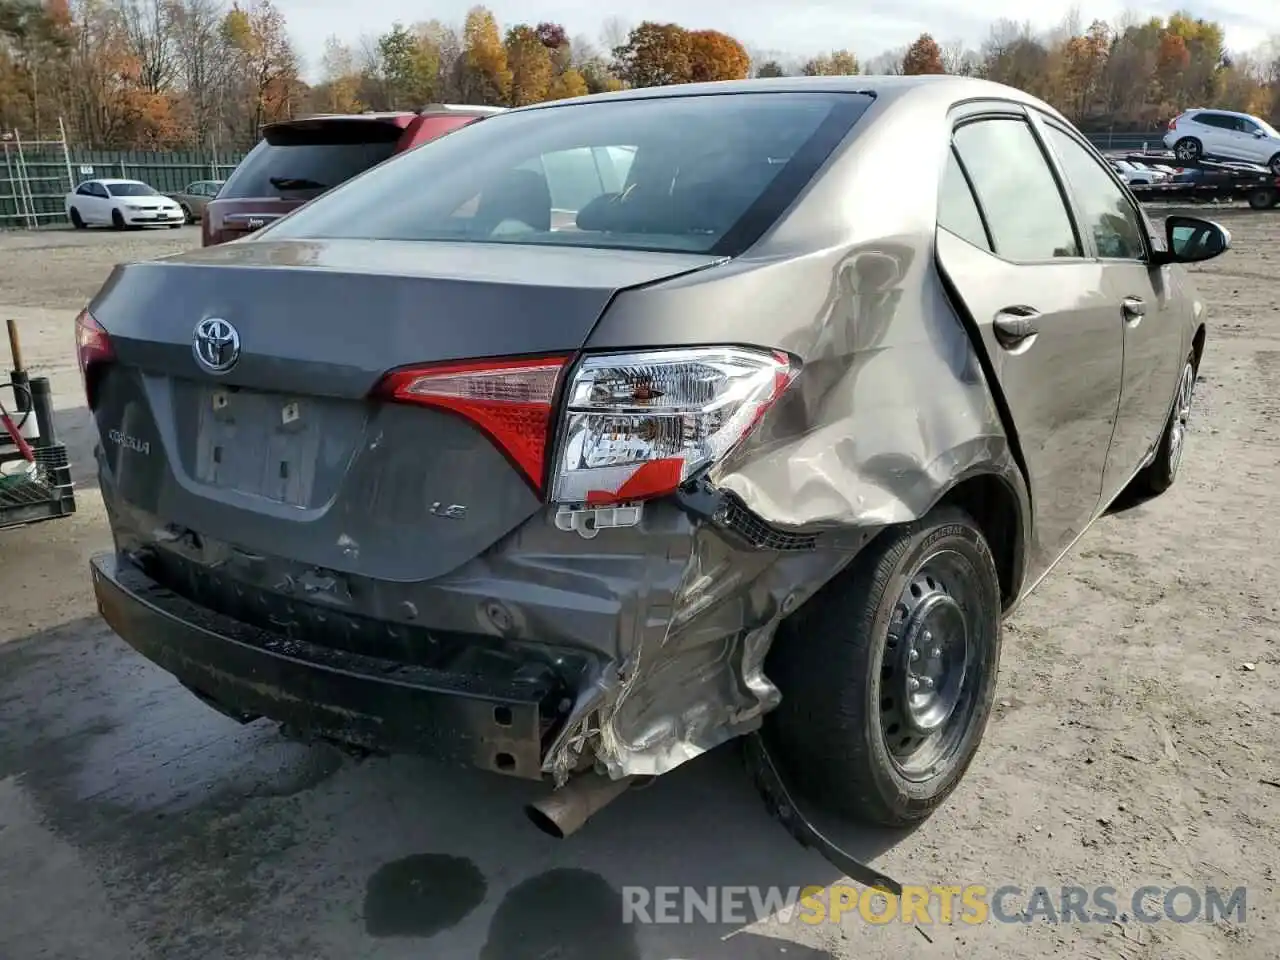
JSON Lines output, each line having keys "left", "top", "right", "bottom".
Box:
{"left": 90, "top": 178, "right": 147, "bottom": 185}
{"left": 508, "top": 74, "right": 1065, "bottom": 118}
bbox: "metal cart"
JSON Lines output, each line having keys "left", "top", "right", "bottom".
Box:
{"left": 1, "top": 318, "right": 75, "bottom": 530}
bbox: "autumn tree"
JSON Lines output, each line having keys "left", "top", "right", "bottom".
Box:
{"left": 545, "top": 67, "right": 587, "bottom": 100}
{"left": 168, "top": 0, "right": 228, "bottom": 149}
{"left": 902, "top": 33, "right": 944, "bottom": 75}
{"left": 315, "top": 34, "right": 360, "bottom": 112}
{"left": 221, "top": 0, "right": 300, "bottom": 144}
{"left": 802, "top": 49, "right": 858, "bottom": 75}
{"left": 612, "top": 21, "right": 691, "bottom": 87}
{"left": 456, "top": 5, "right": 509, "bottom": 105}
{"left": 687, "top": 28, "right": 749, "bottom": 82}
{"left": 504, "top": 23, "right": 551, "bottom": 105}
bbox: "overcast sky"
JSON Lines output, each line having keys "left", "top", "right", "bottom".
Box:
{"left": 273, "top": 0, "right": 1277, "bottom": 81}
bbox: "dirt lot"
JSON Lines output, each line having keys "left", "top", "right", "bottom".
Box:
{"left": 0, "top": 218, "right": 1276, "bottom": 959}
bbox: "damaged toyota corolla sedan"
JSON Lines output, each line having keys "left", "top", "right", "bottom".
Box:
{"left": 83, "top": 76, "right": 1227, "bottom": 848}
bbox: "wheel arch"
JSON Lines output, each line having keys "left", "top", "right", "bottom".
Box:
{"left": 928, "top": 468, "right": 1028, "bottom": 611}
{"left": 1191, "top": 323, "right": 1206, "bottom": 373}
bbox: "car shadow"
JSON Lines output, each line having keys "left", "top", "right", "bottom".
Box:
{"left": 0, "top": 618, "right": 911, "bottom": 959}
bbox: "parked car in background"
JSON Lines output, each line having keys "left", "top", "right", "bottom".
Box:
{"left": 167, "top": 180, "right": 225, "bottom": 223}
{"left": 81, "top": 76, "right": 1226, "bottom": 845}
{"left": 65, "top": 179, "right": 184, "bottom": 230}
{"left": 1108, "top": 158, "right": 1170, "bottom": 185}
{"left": 1164, "top": 109, "right": 1280, "bottom": 173}
{"left": 202, "top": 104, "right": 505, "bottom": 246}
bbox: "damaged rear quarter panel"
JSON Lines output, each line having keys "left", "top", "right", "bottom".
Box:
{"left": 565, "top": 83, "right": 1031, "bottom": 780}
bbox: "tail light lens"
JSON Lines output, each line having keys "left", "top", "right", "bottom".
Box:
{"left": 75, "top": 308, "right": 114, "bottom": 406}
{"left": 374, "top": 346, "right": 797, "bottom": 504}
{"left": 551, "top": 347, "right": 796, "bottom": 505}
{"left": 374, "top": 356, "right": 568, "bottom": 493}
{"left": 1168, "top": 116, "right": 1177, "bottom": 130}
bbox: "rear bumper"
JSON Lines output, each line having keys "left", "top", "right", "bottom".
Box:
{"left": 90, "top": 551, "right": 570, "bottom": 779}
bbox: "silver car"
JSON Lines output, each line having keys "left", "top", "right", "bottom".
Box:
{"left": 80, "top": 76, "right": 1227, "bottom": 854}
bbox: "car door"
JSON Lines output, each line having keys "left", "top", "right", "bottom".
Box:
{"left": 1234, "top": 117, "right": 1271, "bottom": 165}
{"left": 1198, "top": 113, "right": 1244, "bottom": 160}
{"left": 936, "top": 104, "right": 1125, "bottom": 580}
{"left": 83, "top": 182, "right": 108, "bottom": 222}
{"left": 71, "top": 182, "right": 95, "bottom": 217}
{"left": 1034, "top": 117, "right": 1184, "bottom": 503}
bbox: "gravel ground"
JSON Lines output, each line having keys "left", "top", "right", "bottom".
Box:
{"left": 0, "top": 218, "right": 1276, "bottom": 959}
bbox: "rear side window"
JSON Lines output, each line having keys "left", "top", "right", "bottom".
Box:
{"left": 1192, "top": 112, "right": 1231, "bottom": 130}
{"left": 937, "top": 148, "right": 991, "bottom": 251}
{"left": 266, "top": 92, "right": 873, "bottom": 257}
{"left": 218, "top": 122, "right": 403, "bottom": 201}
{"left": 952, "top": 118, "right": 1081, "bottom": 261}
{"left": 1041, "top": 124, "right": 1146, "bottom": 260}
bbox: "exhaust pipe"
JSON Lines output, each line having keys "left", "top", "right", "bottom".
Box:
{"left": 525, "top": 773, "right": 635, "bottom": 839}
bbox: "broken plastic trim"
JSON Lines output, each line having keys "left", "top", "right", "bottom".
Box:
{"left": 675, "top": 470, "right": 819, "bottom": 552}
{"left": 744, "top": 732, "right": 903, "bottom": 896}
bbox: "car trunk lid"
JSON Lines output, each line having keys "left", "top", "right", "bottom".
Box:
{"left": 89, "top": 238, "right": 722, "bottom": 582}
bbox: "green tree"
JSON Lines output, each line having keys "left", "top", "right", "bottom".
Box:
{"left": 377, "top": 22, "right": 438, "bottom": 109}
{"left": 612, "top": 21, "right": 691, "bottom": 87}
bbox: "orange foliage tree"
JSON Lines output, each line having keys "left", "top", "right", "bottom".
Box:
{"left": 687, "top": 29, "right": 749, "bottom": 82}
{"left": 902, "top": 33, "right": 945, "bottom": 75}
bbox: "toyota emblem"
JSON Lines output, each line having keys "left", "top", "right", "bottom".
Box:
{"left": 192, "top": 317, "right": 240, "bottom": 373}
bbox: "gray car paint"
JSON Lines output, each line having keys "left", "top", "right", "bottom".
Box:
{"left": 88, "top": 75, "right": 1206, "bottom": 783}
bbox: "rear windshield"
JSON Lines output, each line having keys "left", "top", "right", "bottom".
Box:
{"left": 107, "top": 182, "right": 159, "bottom": 197}
{"left": 266, "top": 92, "right": 872, "bottom": 256}
{"left": 218, "top": 122, "right": 404, "bottom": 201}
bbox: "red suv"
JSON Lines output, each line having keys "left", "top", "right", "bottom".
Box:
{"left": 202, "top": 105, "right": 505, "bottom": 246}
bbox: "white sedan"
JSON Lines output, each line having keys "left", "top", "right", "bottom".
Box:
{"left": 64, "top": 179, "right": 185, "bottom": 230}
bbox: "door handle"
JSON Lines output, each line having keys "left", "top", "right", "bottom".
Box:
{"left": 1122, "top": 297, "right": 1146, "bottom": 323}
{"left": 992, "top": 307, "right": 1040, "bottom": 349}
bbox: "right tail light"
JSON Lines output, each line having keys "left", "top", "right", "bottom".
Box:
{"left": 550, "top": 347, "right": 797, "bottom": 505}
{"left": 373, "top": 346, "right": 798, "bottom": 505}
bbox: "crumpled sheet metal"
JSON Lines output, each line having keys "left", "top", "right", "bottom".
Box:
{"left": 545, "top": 270, "right": 1017, "bottom": 780}
{"left": 545, "top": 85, "right": 1029, "bottom": 781}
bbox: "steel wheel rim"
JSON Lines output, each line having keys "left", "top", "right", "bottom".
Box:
{"left": 1168, "top": 362, "right": 1195, "bottom": 474}
{"left": 878, "top": 549, "right": 984, "bottom": 782}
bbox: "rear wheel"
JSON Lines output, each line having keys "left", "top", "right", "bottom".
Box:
{"left": 763, "top": 506, "right": 1003, "bottom": 826}
{"left": 69, "top": 208, "right": 85, "bottom": 229}
{"left": 111, "top": 208, "right": 125, "bottom": 230}
{"left": 1133, "top": 353, "right": 1196, "bottom": 497}
{"left": 1174, "top": 138, "right": 1202, "bottom": 162}
{"left": 1248, "top": 186, "right": 1278, "bottom": 210}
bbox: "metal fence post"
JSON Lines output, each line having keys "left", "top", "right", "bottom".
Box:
{"left": 58, "top": 117, "right": 74, "bottom": 193}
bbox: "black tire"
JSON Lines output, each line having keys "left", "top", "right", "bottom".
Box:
{"left": 69, "top": 208, "right": 85, "bottom": 229}
{"left": 180, "top": 202, "right": 193, "bottom": 224}
{"left": 763, "top": 506, "right": 1003, "bottom": 827}
{"left": 1247, "top": 187, "right": 1277, "bottom": 211}
{"left": 1174, "top": 137, "right": 1202, "bottom": 163}
{"left": 1269, "top": 153, "right": 1280, "bottom": 176}
{"left": 111, "top": 208, "right": 125, "bottom": 230}
{"left": 1132, "top": 352, "right": 1196, "bottom": 497}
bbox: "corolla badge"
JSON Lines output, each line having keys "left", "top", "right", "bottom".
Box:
{"left": 193, "top": 317, "right": 240, "bottom": 373}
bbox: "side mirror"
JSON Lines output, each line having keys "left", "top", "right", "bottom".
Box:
{"left": 1253, "top": 128, "right": 1266, "bottom": 138}
{"left": 1157, "top": 215, "right": 1230, "bottom": 265}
